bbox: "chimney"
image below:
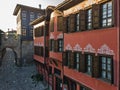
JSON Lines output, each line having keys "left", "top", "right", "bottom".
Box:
{"left": 39, "top": 4, "right": 41, "bottom": 9}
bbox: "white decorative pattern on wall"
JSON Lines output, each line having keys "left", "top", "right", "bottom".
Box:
{"left": 73, "top": 44, "right": 82, "bottom": 51}
{"left": 34, "top": 42, "right": 43, "bottom": 46}
{"left": 84, "top": 44, "right": 96, "bottom": 53}
{"left": 97, "top": 44, "right": 114, "bottom": 55}
{"left": 50, "top": 33, "right": 54, "bottom": 39}
{"left": 57, "top": 33, "right": 63, "bottom": 39}
{"left": 65, "top": 44, "right": 72, "bottom": 51}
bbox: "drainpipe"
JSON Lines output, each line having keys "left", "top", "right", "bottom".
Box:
{"left": 116, "top": 0, "right": 120, "bottom": 90}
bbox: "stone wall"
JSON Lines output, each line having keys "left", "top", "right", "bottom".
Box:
{"left": 21, "top": 41, "right": 34, "bottom": 64}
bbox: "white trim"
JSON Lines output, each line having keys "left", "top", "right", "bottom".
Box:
{"left": 57, "top": 33, "right": 63, "bottom": 39}
{"left": 50, "top": 33, "right": 54, "bottom": 39}
{"left": 73, "top": 44, "right": 82, "bottom": 51}
{"left": 84, "top": 44, "right": 96, "bottom": 53}
{"left": 97, "top": 44, "right": 114, "bottom": 55}
{"left": 65, "top": 44, "right": 72, "bottom": 51}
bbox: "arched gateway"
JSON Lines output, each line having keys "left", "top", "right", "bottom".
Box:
{"left": 1, "top": 34, "right": 22, "bottom": 66}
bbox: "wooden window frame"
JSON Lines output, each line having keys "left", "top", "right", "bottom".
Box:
{"left": 74, "top": 52, "right": 81, "bottom": 71}
{"left": 101, "top": 1, "right": 113, "bottom": 28}
{"left": 58, "top": 39, "right": 63, "bottom": 52}
{"left": 75, "top": 13, "right": 80, "bottom": 32}
{"left": 84, "top": 53, "right": 94, "bottom": 76}
{"left": 86, "top": 8, "right": 92, "bottom": 30}
{"left": 99, "top": 55, "right": 113, "bottom": 83}
{"left": 66, "top": 51, "right": 72, "bottom": 67}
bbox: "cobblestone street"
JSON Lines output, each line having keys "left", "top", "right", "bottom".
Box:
{"left": 0, "top": 48, "right": 46, "bottom": 90}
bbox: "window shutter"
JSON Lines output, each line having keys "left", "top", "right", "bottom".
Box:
{"left": 93, "top": 56, "right": 100, "bottom": 77}
{"left": 45, "top": 47, "right": 49, "bottom": 57}
{"left": 111, "top": 58, "right": 114, "bottom": 84}
{"left": 63, "top": 17, "right": 67, "bottom": 33}
{"left": 70, "top": 14, "right": 75, "bottom": 32}
{"left": 80, "top": 54, "right": 86, "bottom": 72}
{"left": 70, "top": 52, "right": 74, "bottom": 69}
{"left": 92, "top": 4, "right": 100, "bottom": 29}
{"left": 62, "top": 52, "right": 67, "bottom": 66}
{"left": 45, "top": 23, "right": 49, "bottom": 36}
{"left": 54, "top": 40, "right": 58, "bottom": 52}
{"left": 38, "top": 27, "right": 40, "bottom": 37}
{"left": 41, "top": 26, "right": 43, "bottom": 36}
{"left": 49, "top": 40, "right": 52, "bottom": 51}
{"left": 79, "top": 10, "right": 86, "bottom": 31}
{"left": 57, "top": 16, "right": 63, "bottom": 31}
{"left": 50, "top": 17, "right": 54, "bottom": 32}
{"left": 38, "top": 46, "right": 41, "bottom": 56}
{"left": 41, "top": 47, "right": 43, "bottom": 56}
{"left": 78, "top": 52, "right": 81, "bottom": 71}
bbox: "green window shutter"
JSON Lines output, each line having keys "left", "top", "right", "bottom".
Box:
{"left": 50, "top": 17, "right": 54, "bottom": 32}
{"left": 79, "top": 10, "right": 86, "bottom": 31}
{"left": 62, "top": 52, "right": 67, "bottom": 66}
{"left": 93, "top": 56, "right": 100, "bottom": 78}
{"left": 80, "top": 54, "right": 86, "bottom": 72}
{"left": 70, "top": 14, "right": 75, "bottom": 32}
{"left": 63, "top": 17, "right": 67, "bottom": 33}
{"left": 57, "top": 16, "right": 63, "bottom": 31}
{"left": 92, "top": 4, "right": 100, "bottom": 29}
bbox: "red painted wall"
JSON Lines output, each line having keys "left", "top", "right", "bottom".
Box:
{"left": 64, "top": 27, "right": 118, "bottom": 90}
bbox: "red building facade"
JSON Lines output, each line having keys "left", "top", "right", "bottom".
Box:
{"left": 60, "top": 0, "right": 119, "bottom": 90}
{"left": 32, "top": 0, "right": 120, "bottom": 90}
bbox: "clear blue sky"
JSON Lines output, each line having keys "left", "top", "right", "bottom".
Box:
{"left": 0, "top": 0, "right": 63, "bottom": 32}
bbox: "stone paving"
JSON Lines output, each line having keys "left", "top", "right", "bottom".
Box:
{"left": 0, "top": 48, "right": 46, "bottom": 90}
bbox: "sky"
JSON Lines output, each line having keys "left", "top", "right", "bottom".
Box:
{"left": 0, "top": 0, "right": 64, "bottom": 32}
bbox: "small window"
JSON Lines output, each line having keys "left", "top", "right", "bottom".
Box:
{"left": 85, "top": 54, "right": 93, "bottom": 75}
{"left": 22, "top": 10, "right": 27, "bottom": 21}
{"left": 87, "top": 9, "right": 92, "bottom": 30}
{"left": 101, "top": 1, "right": 113, "bottom": 27}
{"left": 58, "top": 39, "right": 63, "bottom": 52}
{"left": 22, "top": 26, "right": 26, "bottom": 36}
{"left": 30, "top": 12, "right": 35, "bottom": 22}
{"left": 100, "top": 56, "right": 113, "bottom": 82}
{"left": 75, "top": 13, "right": 80, "bottom": 32}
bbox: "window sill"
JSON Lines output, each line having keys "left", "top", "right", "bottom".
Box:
{"left": 97, "top": 78, "right": 113, "bottom": 85}
{"left": 64, "top": 26, "right": 115, "bottom": 34}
